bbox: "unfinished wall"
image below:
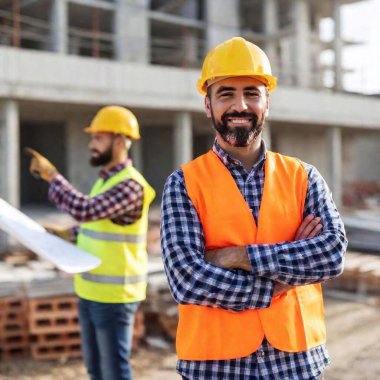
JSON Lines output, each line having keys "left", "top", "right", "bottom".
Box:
{"left": 66, "top": 117, "right": 98, "bottom": 194}
{"left": 343, "top": 130, "right": 380, "bottom": 183}
{"left": 20, "top": 121, "right": 66, "bottom": 206}
{"left": 142, "top": 126, "right": 173, "bottom": 203}
{"left": 271, "top": 123, "right": 329, "bottom": 183}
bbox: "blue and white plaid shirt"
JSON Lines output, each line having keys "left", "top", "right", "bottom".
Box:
{"left": 161, "top": 140, "right": 347, "bottom": 380}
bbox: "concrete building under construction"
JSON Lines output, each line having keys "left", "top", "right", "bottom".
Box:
{"left": 1, "top": 0, "right": 380, "bottom": 221}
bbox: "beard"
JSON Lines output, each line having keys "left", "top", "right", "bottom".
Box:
{"left": 211, "top": 110, "right": 265, "bottom": 147}
{"left": 90, "top": 143, "right": 113, "bottom": 167}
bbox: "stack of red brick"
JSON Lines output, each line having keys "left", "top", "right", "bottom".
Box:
{"left": 0, "top": 296, "right": 29, "bottom": 360}
{"left": 0, "top": 291, "right": 146, "bottom": 361}
{"left": 28, "top": 296, "right": 81, "bottom": 360}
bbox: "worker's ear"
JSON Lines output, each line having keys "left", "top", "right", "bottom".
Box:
{"left": 205, "top": 96, "right": 212, "bottom": 119}
{"left": 125, "top": 138, "right": 132, "bottom": 151}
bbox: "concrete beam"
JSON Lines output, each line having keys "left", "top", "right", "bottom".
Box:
{"left": 333, "top": 0, "right": 343, "bottom": 92}
{"left": 149, "top": 11, "right": 205, "bottom": 29}
{"left": 114, "top": 0, "right": 150, "bottom": 63}
{"left": 0, "top": 100, "right": 20, "bottom": 208}
{"left": 269, "top": 87, "right": 380, "bottom": 130}
{"left": 327, "top": 126, "right": 342, "bottom": 209}
{"left": 264, "top": 0, "right": 279, "bottom": 76}
{"left": 262, "top": 122, "right": 272, "bottom": 150}
{"left": 294, "top": 0, "right": 311, "bottom": 87}
{"left": 69, "top": 0, "right": 115, "bottom": 11}
{"left": 50, "top": 0, "right": 68, "bottom": 54}
{"left": 173, "top": 112, "right": 192, "bottom": 169}
{"left": 1, "top": 48, "right": 380, "bottom": 130}
{"left": 205, "top": 0, "right": 239, "bottom": 51}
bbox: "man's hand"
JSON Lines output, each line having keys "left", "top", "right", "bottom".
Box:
{"left": 294, "top": 214, "right": 322, "bottom": 241}
{"left": 25, "top": 147, "right": 58, "bottom": 182}
{"left": 273, "top": 282, "right": 294, "bottom": 297}
{"left": 44, "top": 226, "right": 73, "bottom": 242}
{"left": 273, "top": 214, "right": 323, "bottom": 296}
{"left": 205, "top": 246, "right": 251, "bottom": 271}
{"left": 204, "top": 215, "right": 323, "bottom": 274}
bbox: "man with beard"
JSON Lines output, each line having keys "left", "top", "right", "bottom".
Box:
{"left": 26, "top": 105, "right": 155, "bottom": 380}
{"left": 160, "top": 37, "right": 346, "bottom": 379}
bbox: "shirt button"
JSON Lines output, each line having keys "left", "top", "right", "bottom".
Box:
{"left": 258, "top": 349, "right": 265, "bottom": 358}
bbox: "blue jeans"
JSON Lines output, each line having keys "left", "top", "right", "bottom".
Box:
{"left": 78, "top": 298, "right": 139, "bottom": 380}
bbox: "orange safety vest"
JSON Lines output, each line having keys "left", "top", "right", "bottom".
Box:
{"left": 179, "top": 150, "right": 326, "bottom": 361}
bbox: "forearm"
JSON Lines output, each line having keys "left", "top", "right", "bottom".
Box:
{"left": 161, "top": 171, "right": 274, "bottom": 311}
{"left": 49, "top": 174, "right": 142, "bottom": 223}
{"left": 162, "top": 241, "right": 274, "bottom": 311}
{"left": 247, "top": 228, "right": 346, "bottom": 286}
{"left": 49, "top": 175, "right": 95, "bottom": 221}
{"left": 246, "top": 163, "right": 347, "bottom": 286}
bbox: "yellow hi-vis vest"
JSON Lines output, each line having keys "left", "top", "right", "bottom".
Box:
{"left": 75, "top": 165, "right": 155, "bottom": 303}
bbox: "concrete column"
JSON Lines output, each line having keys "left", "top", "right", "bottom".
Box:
{"left": 173, "top": 112, "right": 192, "bottom": 169}
{"left": 327, "top": 127, "right": 342, "bottom": 209}
{"left": 205, "top": 0, "right": 239, "bottom": 51}
{"left": 262, "top": 122, "right": 272, "bottom": 150}
{"left": 264, "top": 0, "right": 279, "bottom": 77}
{"left": 0, "top": 100, "right": 20, "bottom": 208}
{"left": 182, "top": 30, "right": 198, "bottom": 67}
{"left": 114, "top": 0, "right": 150, "bottom": 63}
{"left": 50, "top": 0, "right": 68, "bottom": 54}
{"left": 294, "top": 0, "right": 311, "bottom": 87}
{"left": 333, "top": 0, "right": 343, "bottom": 92}
{"left": 130, "top": 139, "right": 143, "bottom": 172}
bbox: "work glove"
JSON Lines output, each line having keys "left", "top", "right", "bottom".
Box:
{"left": 25, "top": 147, "right": 58, "bottom": 182}
{"left": 44, "top": 226, "right": 73, "bottom": 242}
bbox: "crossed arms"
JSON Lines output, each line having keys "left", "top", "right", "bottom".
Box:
{"left": 160, "top": 165, "right": 347, "bottom": 312}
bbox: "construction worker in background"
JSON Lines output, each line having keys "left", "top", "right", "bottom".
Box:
{"left": 161, "top": 37, "right": 347, "bottom": 379}
{"left": 26, "top": 105, "right": 155, "bottom": 380}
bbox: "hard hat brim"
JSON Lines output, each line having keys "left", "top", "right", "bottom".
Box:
{"left": 197, "top": 73, "right": 277, "bottom": 96}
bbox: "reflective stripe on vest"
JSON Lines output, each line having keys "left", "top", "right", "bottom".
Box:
{"left": 79, "top": 228, "right": 146, "bottom": 244}
{"left": 81, "top": 272, "right": 147, "bottom": 285}
{"left": 179, "top": 150, "right": 326, "bottom": 361}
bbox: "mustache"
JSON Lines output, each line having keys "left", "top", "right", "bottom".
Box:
{"left": 221, "top": 111, "right": 258, "bottom": 124}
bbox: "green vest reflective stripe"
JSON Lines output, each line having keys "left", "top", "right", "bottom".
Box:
{"left": 75, "top": 165, "right": 155, "bottom": 303}
{"left": 80, "top": 272, "right": 147, "bottom": 285}
{"left": 78, "top": 228, "right": 146, "bottom": 243}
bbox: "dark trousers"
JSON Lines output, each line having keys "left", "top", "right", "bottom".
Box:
{"left": 78, "top": 298, "right": 139, "bottom": 380}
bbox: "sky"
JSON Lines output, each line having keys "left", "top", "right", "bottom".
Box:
{"left": 340, "top": 0, "right": 380, "bottom": 94}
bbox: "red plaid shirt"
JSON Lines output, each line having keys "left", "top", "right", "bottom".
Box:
{"left": 48, "top": 161, "right": 144, "bottom": 237}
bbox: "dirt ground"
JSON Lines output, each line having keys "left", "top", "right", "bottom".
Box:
{"left": 1, "top": 296, "right": 380, "bottom": 380}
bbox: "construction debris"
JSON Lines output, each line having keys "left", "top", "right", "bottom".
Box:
{"left": 324, "top": 251, "right": 380, "bottom": 302}
{"left": 0, "top": 221, "right": 171, "bottom": 361}
{"left": 343, "top": 212, "right": 380, "bottom": 253}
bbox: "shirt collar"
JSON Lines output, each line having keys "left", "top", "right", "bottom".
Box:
{"left": 99, "top": 159, "right": 132, "bottom": 181}
{"left": 212, "top": 139, "right": 267, "bottom": 171}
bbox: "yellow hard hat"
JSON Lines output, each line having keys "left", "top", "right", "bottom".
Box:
{"left": 197, "top": 37, "right": 277, "bottom": 95}
{"left": 84, "top": 106, "right": 141, "bottom": 140}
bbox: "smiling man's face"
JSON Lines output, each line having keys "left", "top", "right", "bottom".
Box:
{"left": 205, "top": 76, "right": 269, "bottom": 147}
